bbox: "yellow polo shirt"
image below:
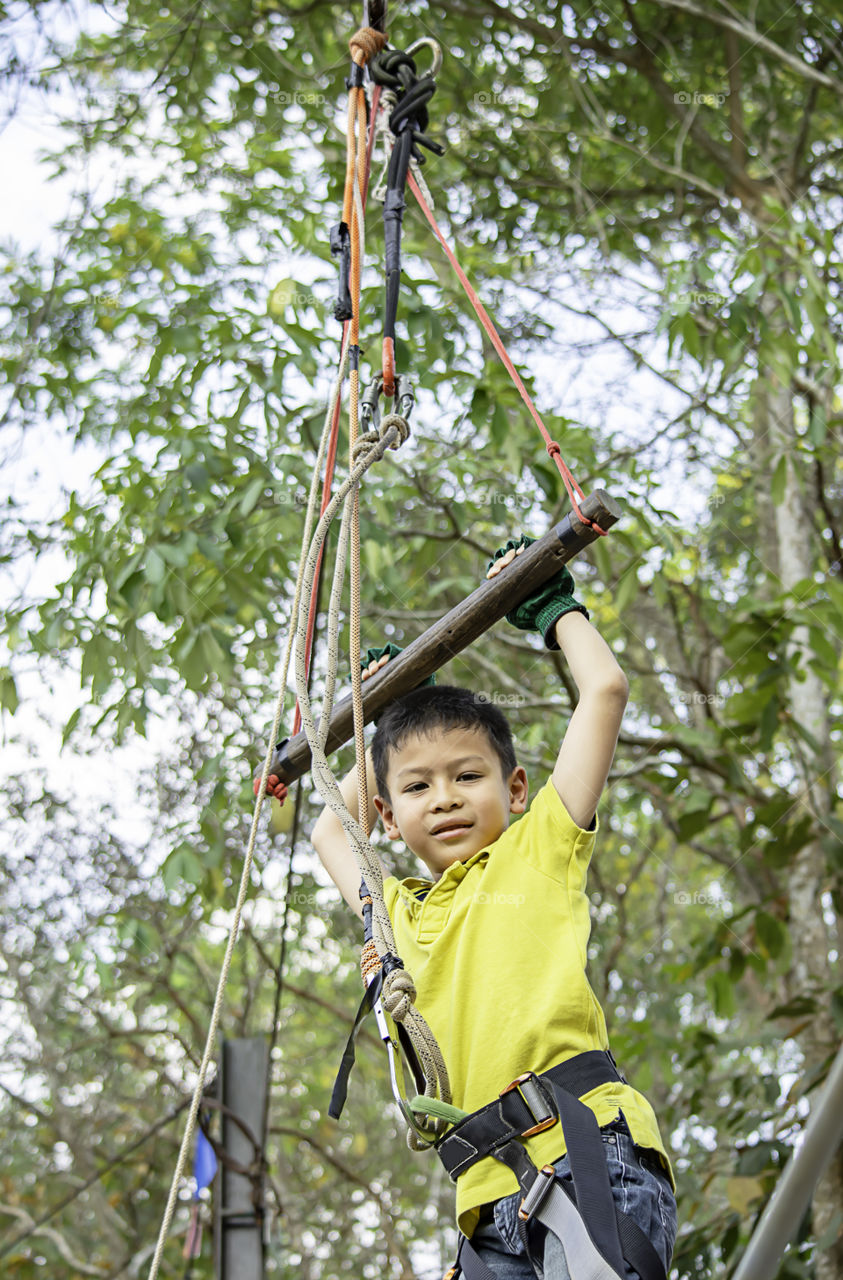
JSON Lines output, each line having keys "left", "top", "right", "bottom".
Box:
{"left": 382, "top": 779, "right": 675, "bottom": 1238}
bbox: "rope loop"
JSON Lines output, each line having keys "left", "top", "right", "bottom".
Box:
{"left": 382, "top": 967, "right": 417, "bottom": 1021}
{"left": 349, "top": 26, "right": 388, "bottom": 67}
{"left": 379, "top": 411, "right": 411, "bottom": 449}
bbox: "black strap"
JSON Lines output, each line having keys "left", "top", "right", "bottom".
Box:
{"left": 328, "top": 968, "right": 383, "bottom": 1120}
{"left": 368, "top": 47, "right": 444, "bottom": 352}
{"left": 450, "top": 1233, "right": 500, "bottom": 1280}
{"left": 616, "top": 1209, "right": 667, "bottom": 1280}
{"left": 435, "top": 1050, "right": 623, "bottom": 1181}
{"left": 490, "top": 1116, "right": 626, "bottom": 1277}
{"left": 541, "top": 1085, "right": 626, "bottom": 1275}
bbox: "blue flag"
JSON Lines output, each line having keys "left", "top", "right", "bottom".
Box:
{"left": 193, "top": 1125, "right": 218, "bottom": 1197}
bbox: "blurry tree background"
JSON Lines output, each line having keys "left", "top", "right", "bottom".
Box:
{"left": 1, "top": 0, "right": 842, "bottom": 1276}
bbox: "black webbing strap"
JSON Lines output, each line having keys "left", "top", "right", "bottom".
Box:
{"left": 450, "top": 1232, "right": 501, "bottom": 1280}
{"left": 435, "top": 1050, "right": 624, "bottom": 1181}
{"left": 546, "top": 1082, "right": 626, "bottom": 1275}
{"left": 490, "top": 1087, "right": 626, "bottom": 1277}
{"left": 455, "top": 1145, "right": 666, "bottom": 1280}
{"left": 368, "top": 48, "right": 444, "bottom": 355}
{"left": 616, "top": 1210, "right": 667, "bottom": 1280}
{"left": 328, "top": 967, "right": 384, "bottom": 1120}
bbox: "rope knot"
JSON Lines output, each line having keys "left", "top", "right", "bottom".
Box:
{"left": 349, "top": 27, "right": 388, "bottom": 66}
{"left": 546, "top": 439, "right": 562, "bottom": 459}
{"left": 379, "top": 412, "right": 410, "bottom": 449}
{"left": 351, "top": 428, "right": 381, "bottom": 463}
{"left": 382, "top": 968, "right": 416, "bottom": 1021}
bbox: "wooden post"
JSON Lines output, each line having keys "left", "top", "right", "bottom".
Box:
{"left": 214, "top": 1038, "right": 268, "bottom": 1280}
{"left": 267, "top": 489, "right": 621, "bottom": 786}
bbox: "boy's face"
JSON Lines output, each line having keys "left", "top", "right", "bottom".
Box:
{"left": 373, "top": 725, "right": 528, "bottom": 877}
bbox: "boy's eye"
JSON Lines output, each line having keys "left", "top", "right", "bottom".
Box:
{"left": 402, "top": 773, "right": 481, "bottom": 793}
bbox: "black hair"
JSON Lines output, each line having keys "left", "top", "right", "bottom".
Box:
{"left": 371, "top": 684, "right": 518, "bottom": 805}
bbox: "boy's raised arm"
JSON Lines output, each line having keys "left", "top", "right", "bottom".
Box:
{"left": 549, "top": 611, "right": 628, "bottom": 831}
{"left": 311, "top": 747, "right": 384, "bottom": 921}
{"left": 486, "top": 537, "right": 628, "bottom": 832}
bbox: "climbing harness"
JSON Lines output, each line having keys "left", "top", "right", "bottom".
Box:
{"left": 433, "top": 1052, "right": 667, "bottom": 1280}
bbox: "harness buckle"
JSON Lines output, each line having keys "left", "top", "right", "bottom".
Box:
{"left": 517, "top": 1164, "right": 557, "bottom": 1222}
{"left": 499, "top": 1072, "right": 557, "bottom": 1138}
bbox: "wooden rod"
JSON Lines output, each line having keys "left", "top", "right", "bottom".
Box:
{"left": 268, "top": 489, "right": 622, "bottom": 785}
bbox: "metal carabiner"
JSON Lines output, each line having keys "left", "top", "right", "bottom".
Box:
{"left": 360, "top": 373, "right": 416, "bottom": 431}
{"left": 394, "top": 373, "right": 415, "bottom": 422}
{"left": 405, "top": 37, "right": 443, "bottom": 79}
{"left": 371, "top": 993, "right": 438, "bottom": 1144}
{"left": 360, "top": 375, "right": 383, "bottom": 431}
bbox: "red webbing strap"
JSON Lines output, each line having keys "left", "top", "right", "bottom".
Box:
{"left": 407, "top": 171, "right": 607, "bottom": 537}
{"left": 291, "top": 87, "right": 384, "bottom": 739}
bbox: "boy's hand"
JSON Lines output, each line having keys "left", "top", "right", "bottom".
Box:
{"left": 361, "top": 642, "right": 403, "bottom": 680}
{"left": 486, "top": 536, "right": 589, "bottom": 650}
{"left": 358, "top": 643, "right": 436, "bottom": 723}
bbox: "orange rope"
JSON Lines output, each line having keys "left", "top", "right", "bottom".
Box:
{"left": 343, "top": 32, "right": 385, "bottom": 838}
{"left": 290, "top": 72, "right": 383, "bottom": 740}
{"left": 406, "top": 171, "right": 608, "bottom": 536}
{"left": 349, "top": 91, "right": 367, "bottom": 835}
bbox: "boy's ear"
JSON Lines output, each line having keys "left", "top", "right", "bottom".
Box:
{"left": 373, "top": 794, "right": 401, "bottom": 840}
{"left": 509, "top": 766, "right": 529, "bottom": 815}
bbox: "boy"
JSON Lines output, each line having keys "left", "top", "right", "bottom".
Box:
{"left": 312, "top": 541, "right": 678, "bottom": 1279}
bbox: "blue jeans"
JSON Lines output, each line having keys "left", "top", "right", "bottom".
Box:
{"left": 469, "top": 1113, "right": 678, "bottom": 1279}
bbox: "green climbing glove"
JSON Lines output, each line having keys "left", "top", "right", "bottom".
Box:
{"left": 360, "top": 642, "right": 433, "bottom": 684}
{"left": 488, "top": 536, "right": 589, "bottom": 651}
{"left": 356, "top": 643, "right": 436, "bottom": 724}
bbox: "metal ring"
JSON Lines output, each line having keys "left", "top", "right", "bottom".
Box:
{"left": 405, "top": 37, "right": 443, "bottom": 78}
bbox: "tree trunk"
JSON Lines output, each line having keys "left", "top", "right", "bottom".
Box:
{"left": 756, "top": 287, "right": 842, "bottom": 1278}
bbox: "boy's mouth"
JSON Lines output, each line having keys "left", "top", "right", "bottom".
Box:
{"left": 431, "top": 821, "right": 473, "bottom": 840}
